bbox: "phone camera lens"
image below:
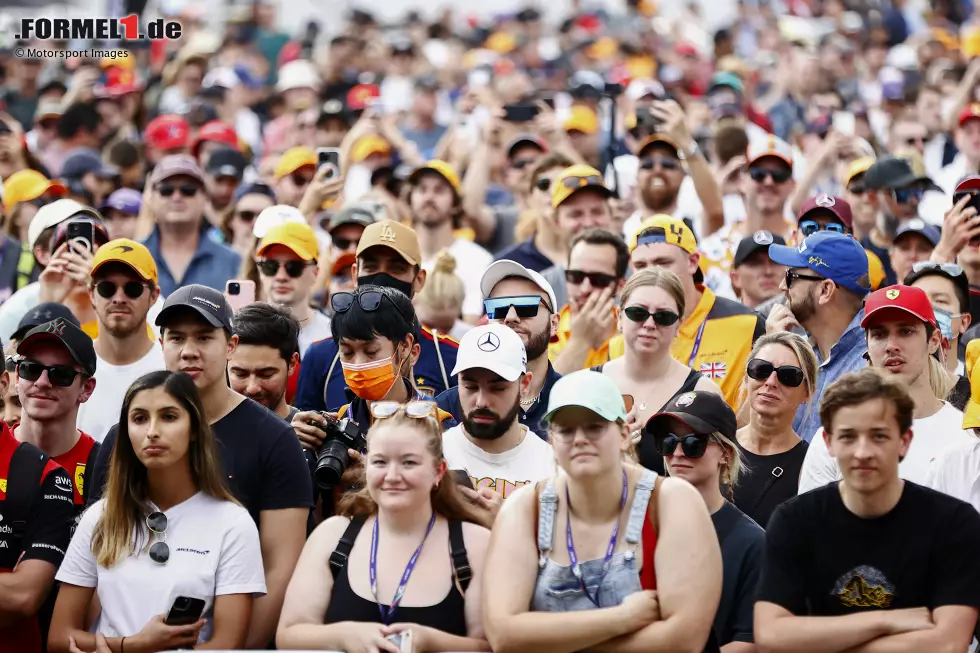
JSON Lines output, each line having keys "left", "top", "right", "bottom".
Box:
{"left": 228, "top": 283, "right": 240, "bottom": 295}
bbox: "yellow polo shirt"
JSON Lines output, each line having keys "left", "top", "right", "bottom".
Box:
{"left": 81, "top": 321, "right": 156, "bottom": 341}
{"left": 548, "top": 305, "right": 614, "bottom": 370}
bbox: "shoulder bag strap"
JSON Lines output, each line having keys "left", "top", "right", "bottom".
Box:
{"left": 747, "top": 466, "right": 785, "bottom": 517}
{"left": 323, "top": 351, "right": 341, "bottom": 409}
{"left": 448, "top": 519, "right": 471, "bottom": 592}
{"left": 329, "top": 517, "right": 366, "bottom": 579}
{"left": 430, "top": 328, "right": 450, "bottom": 390}
{"left": 7, "top": 442, "right": 49, "bottom": 547}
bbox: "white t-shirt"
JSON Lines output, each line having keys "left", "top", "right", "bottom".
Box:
{"left": 442, "top": 424, "right": 555, "bottom": 499}
{"left": 926, "top": 434, "right": 980, "bottom": 514}
{"left": 798, "top": 402, "right": 975, "bottom": 494}
{"left": 77, "top": 343, "right": 167, "bottom": 443}
{"left": 298, "top": 311, "right": 332, "bottom": 359}
{"left": 56, "top": 493, "right": 266, "bottom": 643}
{"left": 422, "top": 239, "right": 493, "bottom": 319}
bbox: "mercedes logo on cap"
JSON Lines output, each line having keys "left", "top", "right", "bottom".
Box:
{"left": 753, "top": 230, "right": 774, "bottom": 245}
{"left": 478, "top": 332, "right": 500, "bottom": 352}
{"left": 815, "top": 194, "right": 836, "bottom": 207}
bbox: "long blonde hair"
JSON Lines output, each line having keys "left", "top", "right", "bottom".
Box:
{"left": 91, "top": 371, "right": 237, "bottom": 568}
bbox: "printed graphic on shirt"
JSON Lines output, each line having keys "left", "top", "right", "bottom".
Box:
{"left": 53, "top": 474, "right": 73, "bottom": 495}
{"left": 833, "top": 566, "right": 895, "bottom": 609}
{"left": 416, "top": 376, "right": 435, "bottom": 396}
{"left": 699, "top": 361, "right": 727, "bottom": 379}
{"left": 74, "top": 464, "right": 85, "bottom": 498}
{"left": 472, "top": 476, "right": 531, "bottom": 498}
{"left": 0, "top": 479, "right": 5, "bottom": 494}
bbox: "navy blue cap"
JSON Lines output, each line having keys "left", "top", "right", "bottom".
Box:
{"left": 893, "top": 218, "right": 941, "bottom": 247}
{"left": 11, "top": 302, "right": 80, "bottom": 342}
{"left": 232, "top": 181, "right": 276, "bottom": 204}
{"left": 60, "top": 148, "right": 118, "bottom": 180}
{"left": 768, "top": 231, "right": 872, "bottom": 296}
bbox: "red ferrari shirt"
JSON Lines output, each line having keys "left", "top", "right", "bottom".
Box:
{"left": 12, "top": 426, "right": 96, "bottom": 511}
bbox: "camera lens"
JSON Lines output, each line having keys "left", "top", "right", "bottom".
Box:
{"left": 228, "top": 283, "right": 240, "bottom": 295}
{"left": 314, "top": 440, "right": 349, "bottom": 490}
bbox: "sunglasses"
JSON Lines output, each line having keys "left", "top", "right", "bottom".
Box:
{"left": 622, "top": 306, "right": 679, "bottom": 326}
{"left": 565, "top": 269, "right": 618, "bottom": 288}
{"left": 785, "top": 269, "right": 826, "bottom": 289}
{"left": 746, "top": 358, "right": 806, "bottom": 387}
{"left": 17, "top": 360, "right": 85, "bottom": 387}
{"left": 94, "top": 280, "right": 148, "bottom": 299}
{"left": 799, "top": 220, "right": 846, "bottom": 237}
{"left": 257, "top": 260, "right": 315, "bottom": 278}
{"left": 235, "top": 210, "right": 258, "bottom": 222}
{"left": 639, "top": 156, "right": 681, "bottom": 171}
{"left": 484, "top": 295, "right": 543, "bottom": 319}
{"left": 903, "top": 136, "right": 925, "bottom": 146}
{"left": 157, "top": 184, "right": 199, "bottom": 198}
{"left": 331, "top": 290, "right": 400, "bottom": 315}
{"left": 370, "top": 400, "right": 438, "bottom": 420}
{"left": 5, "top": 355, "right": 19, "bottom": 374}
{"left": 892, "top": 187, "right": 924, "bottom": 204}
{"left": 534, "top": 177, "right": 552, "bottom": 192}
{"left": 911, "top": 261, "right": 965, "bottom": 278}
{"left": 332, "top": 235, "right": 357, "bottom": 251}
{"left": 847, "top": 183, "right": 866, "bottom": 195}
{"left": 561, "top": 174, "right": 604, "bottom": 190}
{"left": 146, "top": 511, "right": 170, "bottom": 564}
{"left": 291, "top": 172, "right": 314, "bottom": 186}
{"left": 511, "top": 158, "right": 536, "bottom": 170}
{"left": 655, "top": 432, "right": 711, "bottom": 458}
{"left": 38, "top": 118, "right": 58, "bottom": 130}
{"left": 748, "top": 166, "right": 792, "bottom": 184}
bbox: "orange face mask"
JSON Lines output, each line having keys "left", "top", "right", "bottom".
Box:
{"left": 342, "top": 354, "right": 399, "bottom": 401}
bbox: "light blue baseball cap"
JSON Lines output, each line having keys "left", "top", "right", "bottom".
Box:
{"left": 542, "top": 370, "right": 627, "bottom": 423}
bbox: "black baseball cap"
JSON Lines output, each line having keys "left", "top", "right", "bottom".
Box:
{"left": 863, "top": 156, "right": 942, "bottom": 192}
{"left": 11, "top": 303, "right": 81, "bottom": 342}
{"left": 644, "top": 390, "right": 737, "bottom": 440}
{"left": 205, "top": 147, "right": 247, "bottom": 182}
{"left": 17, "top": 317, "right": 97, "bottom": 376}
{"left": 733, "top": 230, "right": 786, "bottom": 268}
{"left": 155, "top": 284, "right": 234, "bottom": 333}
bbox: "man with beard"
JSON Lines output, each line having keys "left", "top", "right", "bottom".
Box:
{"left": 767, "top": 231, "right": 873, "bottom": 442}
{"left": 74, "top": 240, "right": 165, "bottom": 442}
{"left": 436, "top": 260, "right": 562, "bottom": 436}
{"left": 229, "top": 302, "right": 301, "bottom": 422}
{"left": 442, "top": 322, "right": 554, "bottom": 518}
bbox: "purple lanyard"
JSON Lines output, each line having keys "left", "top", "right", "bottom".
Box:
{"left": 565, "top": 470, "right": 628, "bottom": 608}
{"left": 369, "top": 512, "right": 437, "bottom": 624}
{"left": 688, "top": 318, "right": 707, "bottom": 367}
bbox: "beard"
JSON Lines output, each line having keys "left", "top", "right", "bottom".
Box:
{"left": 789, "top": 288, "right": 817, "bottom": 325}
{"left": 463, "top": 397, "right": 521, "bottom": 441}
{"left": 243, "top": 386, "right": 287, "bottom": 411}
{"left": 525, "top": 324, "right": 551, "bottom": 361}
{"left": 640, "top": 181, "right": 679, "bottom": 212}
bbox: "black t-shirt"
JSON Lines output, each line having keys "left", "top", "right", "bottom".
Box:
{"left": 89, "top": 397, "right": 314, "bottom": 526}
{"left": 712, "top": 502, "right": 765, "bottom": 646}
{"left": 758, "top": 481, "right": 980, "bottom": 615}
{"left": 732, "top": 440, "right": 808, "bottom": 529}
{"left": 0, "top": 465, "right": 74, "bottom": 571}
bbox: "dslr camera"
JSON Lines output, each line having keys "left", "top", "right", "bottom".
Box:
{"left": 313, "top": 413, "right": 365, "bottom": 490}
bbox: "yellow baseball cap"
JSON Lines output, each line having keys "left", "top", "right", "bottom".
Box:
{"left": 356, "top": 219, "right": 421, "bottom": 266}
{"left": 256, "top": 221, "right": 320, "bottom": 261}
{"left": 845, "top": 156, "right": 876, "bottom": 188}
{"left": 409, "top": 160, "right": 461, "bottom": 196}
{"left": 866, "top": 249, "right": 886, "bottom": 291}
{"left": 3, "top": 170, "right": 67, "bottom": 210}
{"left": 964, "top": 338, "right": 980, "bottom": 429}
{"left": 563, "top": 105, "right": 599, "bottom": 135}
{"left": 350, "top": 135, "right": 391, "bottom": 164}
{"left": 91, "top": 238, "right": 159, "bottom": 286}
{"left": 630, "top": 215, "right": 697, "bottom": 254}
{"left": 551, "top": 164, "right": 613, "bottom": 209}
{"left": 274, "top": 146, "right": 317, "bottom": 179}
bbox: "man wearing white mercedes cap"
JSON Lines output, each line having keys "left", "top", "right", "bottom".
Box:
{"left": 435, "top": 259, "right": 563, "bottom": 436}
{"left": 443, "top": 322, "right": 555, "bottom": 525}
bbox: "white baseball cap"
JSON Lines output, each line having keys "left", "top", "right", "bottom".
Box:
{"left": 451, "top": 323, "right": 527, "bottom": 382}
{"left": 480, "top": 259, "right": 557, "bottom": 312}
{"left": 28, "top": 199, "right": 101, "bottom": 251}
{"left": 253, "top": 204, "right": 307, "bottom": 239}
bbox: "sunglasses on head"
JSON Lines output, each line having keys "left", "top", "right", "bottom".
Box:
{"left": 892, "top": 187, "right": 924, "bottom": 204}
{"left": 655, "top": 432, "right": 711, "bottom": 458}
{"left": 484, "top": 295, "right": 544, "bottom": 319}
{"left": 639, "top": 155, "right": 681, "bottom": 171}
{"left": 748, "top": 166, "right": 792, "bottom": 184}
{"left": 94, "top": 280, "right": 148, "bottom": 299}
{"left": 157, "top": 184, "right": 199, "bottom": 198}
{"left": 331, "top": 290, "right": 402, "bottom": 316}
{"left": 17, "top": 360, "right": 85, "bottom": 387}
{"left": 911, "top": 261, "right": 965, "bottom": 278}
{"left": 622, "top": 306, "right": 679, "bottom": 326}
{"left": 561, "top": 174, "right": 604, "bottom": 190}
{"left": 257, "top": 259, "right": 315, "bottom": 278}
{"left": 370, "top": 400, "right": 438, "bottom": 421}
{"left": 565, "top": 269, "right": 617, "bottom": 288}
{"left": 799, "top": 220, "right": 846, "bottom": 237}
{"left": 235, "top": 210, "right": 258, "bottom": 222}
{"left": 534, "top": 177, "right": 552, "bottom": 192}
{"left": 146, "top": 511, "right": 169, "bottom": 564}
{"left": 746, "top": 358, "right": 806, "bottom": 387}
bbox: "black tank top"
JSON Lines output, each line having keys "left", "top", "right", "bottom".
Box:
{"left": 634, "top": 369, "right": 703, "bottom": 475}
{"left": 732, "top": 439, "right": 808, "bottom": 529}
{"left": 324, "top": 517, "right": 470, "bottom": 636}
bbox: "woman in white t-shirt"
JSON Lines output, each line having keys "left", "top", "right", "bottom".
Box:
{"left": 49, "top": 371, "right": 266, "bottom": 653}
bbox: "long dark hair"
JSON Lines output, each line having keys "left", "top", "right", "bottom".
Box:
{"left": 91, "top": 371, "right": 236, "bottom": 567}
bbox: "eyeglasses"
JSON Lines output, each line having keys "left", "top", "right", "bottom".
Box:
{"left": 639, "top": 156, "right": 681, "bottom": 171}
{"left": 799, "top": 220, "right": 846, "bottom": 237}
{"left": 561, "top": 174, "right": 604, "bottom": 190}
{"left": 257, "top": 260, "right": 315, "bottom": 278}
{"left": 785, "top": 269, "right": 826, "bottom": 289}
{"left": 892, "top": 187, "right": 924, "bottom": 204}
{"left": 235, "top": 210, "right": 258, "bottom": 222}
{"left": 911, "top": 261, "right": 966, "bottom": 278}
{"left": 157, "top": 184, "right": 199, "bottom": 198}
{"left": 655, "top": 432, "right": 712, "bottom": 458}
{"left": 94, "top": 280, "right": 148, "bottom": 299}
{"left": 290, "top": 172, "right": 314, "bottom": 187}
{"left": 146, "top": 511, "right": 170, "bottom": 564}
{"left": 484, "top": 295, "right": 544, "bottom": 319}
{"left": 565, "top": 270, "right": 618, "bottom": 288}
{"left": 332, "top": 235, "right": 357, "bottom": 251}
{"left": 16, "top": 360, "right": 84, "bottom": 387}
{"left": 746, "top": 358, "right": 806, "bottom": 387}
{"left": 534, "top": 177, "right": 552, "bottom": 192}
{"left": 748, "top": 166, "right": 792, "bottom": 184}
{"left": 370, "top": 400, "right": 438, "bottom": 420}
{"left": 622, "top": 306, "right": 679, "bottom": 326}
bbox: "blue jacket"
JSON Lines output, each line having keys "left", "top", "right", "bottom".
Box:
{"left": 143, "top": 225, "right": 242, "bottom": 297}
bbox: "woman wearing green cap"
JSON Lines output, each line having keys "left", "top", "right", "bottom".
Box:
{"left": 482, "top": 369, "right": 722, "bottom": 653}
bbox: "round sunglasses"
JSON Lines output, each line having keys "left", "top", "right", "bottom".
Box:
{"left": 146, "top": 511, "right": 170, "bottom": 564}
{"left": 94, "top": 280, "right": 148, "bottom": 300}
{"left": 655, "top": 432, "right": 711, "bottom": 458}
{"left": 622, "top": 306, "right": 679, "bottom": 326}
{"left": 746, "top": 358, "right": 805, "bottom": 387}
{"left": 256, "top": 260, "right": 315, "bottom": 278}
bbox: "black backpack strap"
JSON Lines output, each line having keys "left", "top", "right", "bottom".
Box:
{"left": 7, "top": 442, "right": 49, "bottom": 548}
{"left": 329, "top": 517, "right": 366, "bottom": 580}
{"left": 81, "top": 441, "right": 100, "bottom": 503}
{"left": 448, "top": 519, "right": 471, "bottom": 593}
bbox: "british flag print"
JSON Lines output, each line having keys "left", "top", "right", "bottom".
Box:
{"left": 699, "top": 361, "right": 727, "bottom": 379}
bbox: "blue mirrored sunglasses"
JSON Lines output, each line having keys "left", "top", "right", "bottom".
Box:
{"left": 484, "top": 295, "right": 544, "bottom": 320}
{"left": 800, "top": 220, "right": 846, "bottom": 237}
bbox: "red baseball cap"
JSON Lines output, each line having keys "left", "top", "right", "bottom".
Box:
{"left": 191, "top": 121, "right": 239, "bottom": 157}
{"left": 955, "top": 176, "right": 980, "bottom": 193}
{"left": 346, "top": 84, "right": 380, "bottom": 111}
{"left": 145, "top": 115, "right": 189, "bottom": 151}
{"left": 959, "top": 103, "right": 980, "bottom": 128}
{"left": 861, "top": 285, "right": 937, "bottom": 329}
{"left": 798, "top": 194, "right": 853, "bottom": 229}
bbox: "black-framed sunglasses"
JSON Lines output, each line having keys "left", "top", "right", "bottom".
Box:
{"left": 16, "top": 360, "right": 85, "bottom": 387}
{"left": 639, "top": 155, "right": 681, "bottom": 171}
{"left": 847, "top": 183, "right": 866, "bottom": 195}
{"left": 331, "top": 290, "right": 395, "bottom": 315}
{"left": 911, "top": 261, "right": 965, "bottom": 278}
{"left": 484, "top": 295, "right": 544, "bottom": 320}
{"left": 5, "top": 355, "right": 20, "bottom": 374}
{"left": 94, "top": 280, "right": 148, "bottom": 300}
{"left": 146, "top": 511, "right": 170, "bottom": 564}
{"left": 565, "top": 269, "right": 618, "bottom": 288}
{"left": 291, "top": 172, "right": 314, "bottom": 187}
{"left": 235, "top": 210, "right": 258, "bottom": 222}
{"left": 785, "top": 269, "right": 826, "bottom": 289}
{"left": 622, "top": 306, "right": 679, "bottom": 326}
{"left": 748, "top": 166, "right": 792, "bottom": 184}
{"left": 331, "top": 235, "right": 357, "bottom": 251}
{"left": 655, "top": 432, "right": 711, "bottom": 458}
{"left": 746, "top": 358, "right": 806, "bottom": 387}
{"left": 157, "top": 184, "right": 199, "bottom": 198}
{"left": 511, "top": 158, "right": 536, "bottom": 170}
{"left": 534, "top": 177, "right": 552, "bottom": 192}
{"left": 256, "top": 260, "right": 315, "bottom": 278}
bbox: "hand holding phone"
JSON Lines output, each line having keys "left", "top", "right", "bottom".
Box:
{"left": 452, "top": 469, "right": 475, "bottom": 490}
{"left": 65, "top": 220, "right": 94, "bottom": 254}
{"left": 164, "top": 596, "right": 206, "bottom": 626}
{"left": 386, "top": 629, "right": 414, "bottom": 653}
{"left": 317, "top": 147, "right": 341, "bottom": 179}
{"left": 503, "top": 104, "right": 540, "bottom": 123}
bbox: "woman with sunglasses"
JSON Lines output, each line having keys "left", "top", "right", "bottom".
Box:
{"left": 651, "top": 390, "right": 764, "bottom": 650}
{"left": 277, "top": 400, "right": 490, "bottom": 652}
{"left": 597, "top": 269, "right": 723, "bottom": 474}
{"left": 483, "top": 370, "right": 722, "bottom": 653}
{"left": 49, "top": 371, "right": 266, "bottom": 653}
{"left": 733, "top": 333, "right": 818, "bottom": 528}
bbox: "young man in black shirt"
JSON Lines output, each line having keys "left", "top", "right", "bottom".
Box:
{"left": 87, "top": 284, "right": 313, "bottom": 649}
{"left": 228, "top": 302, "right": 301, "bottom": 423}
{"left": 755, "top": 368, "right": 980, "bottom": 652}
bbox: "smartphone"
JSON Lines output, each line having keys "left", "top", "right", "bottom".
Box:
{"left": 832, "top": 111, "right": 855, "bottom": 137}
{"left": 452, "top": 469, "right": 475, "bottom": 490}
{"left": 317, "top": 147, "right": 341, "bottom": 179}
{"left": 502, "top": 103, "right": 539, "bottom": 123}
{"left": 386, "top": 629, "right": 414, "bottom": 653}
{"left": 225, "top": 279, "right": 256, "bottom": 313}
{"left": 540, "top": 93, "right": 556, "bottom": 110}
{"left": 65, "top": 220, "right": 94, "bottom": 254}
{"left": 164, "top": 596, "right": 206, "bottom": 626}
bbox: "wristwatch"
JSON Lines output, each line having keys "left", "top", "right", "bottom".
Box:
{"left": 677, "top": 140, "right": 699, "bottom": 160}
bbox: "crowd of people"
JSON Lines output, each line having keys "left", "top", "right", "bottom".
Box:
{"left": 6, "top": 0, "right": 980, "bottom": 652}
